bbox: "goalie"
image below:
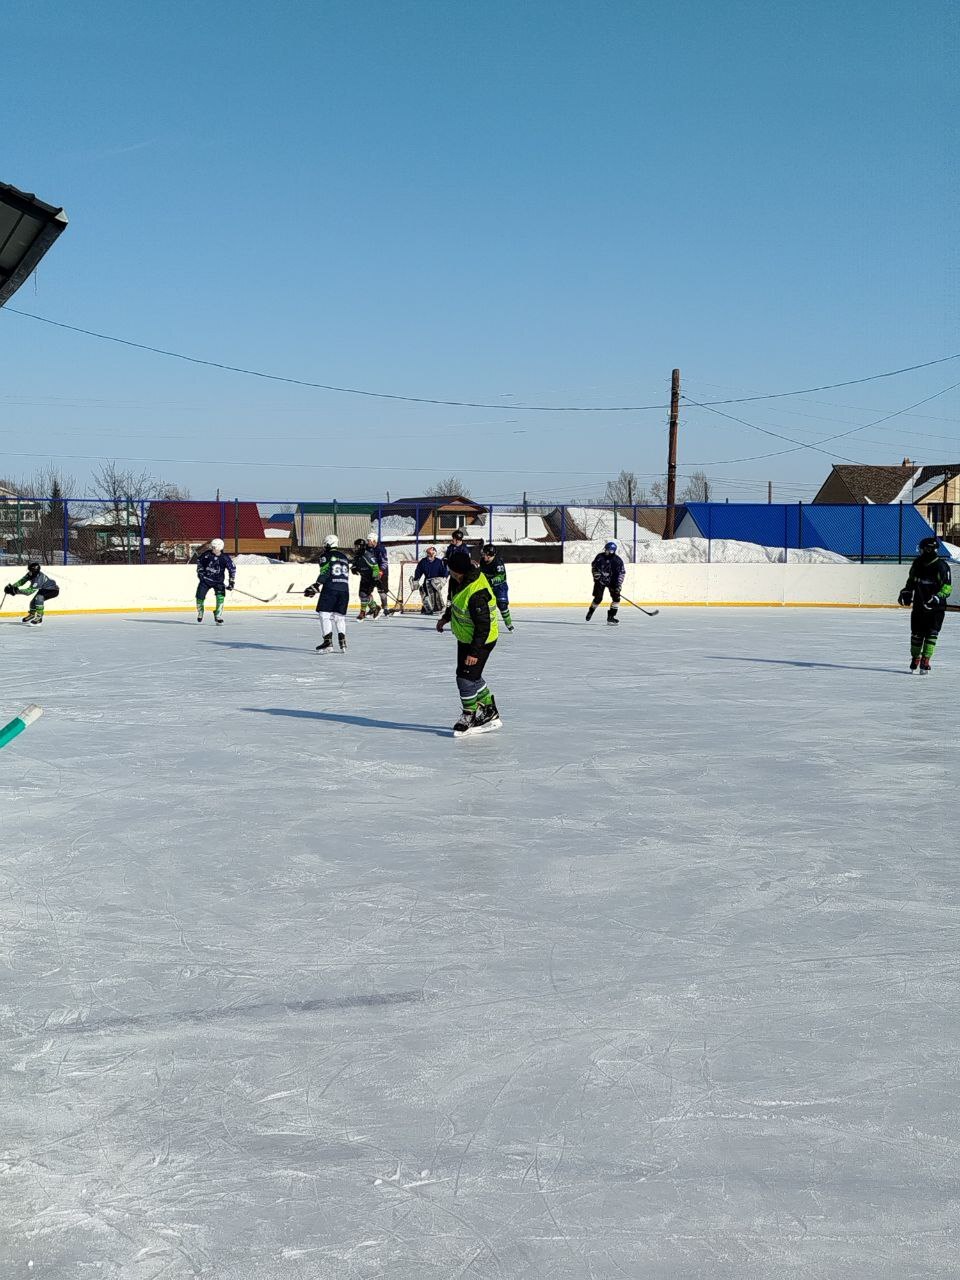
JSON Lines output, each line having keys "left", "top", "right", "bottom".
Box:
{"left": 411, "top": 546, "right": 449, "bottom": 614}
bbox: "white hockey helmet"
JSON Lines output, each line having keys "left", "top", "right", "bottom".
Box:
{"left": 210, "top": 538, "right": 225, "bottom": 552}
{"left": 324, "top": 533, "right": 338, "bottom": 548}
{"left": 366, "top": 529, "right": 378, "bottom": 544}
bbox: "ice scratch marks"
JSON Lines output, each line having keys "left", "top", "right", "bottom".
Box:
{"left": 42, "top": 988, "right": 425, "bottom": 1036}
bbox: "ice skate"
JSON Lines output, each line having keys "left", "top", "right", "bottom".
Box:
{"left": 316, "top": 633, "right": 333, "bottom": 652}
{"left": 452, "top": 709, "right": 475, "bottom": 736}
{"left": 338, "top": 634, "right": 347, "bottom": 652}
{"left": 919, "top": 656, "right": 932, "bottom": 674}
{"left": 459, "top": 702, "right": 503, "bottom": 736}
{"left": 215, "top": 616, "right": 224, "bottom": 626}
{"left": 585, "top": 605, "right": 596, "bottom": 621}
{"left": 196, "top": 608, "right": 204, "bottom": 622}
{"left": 606, "top": 613, "right": 619, "bottom": 626}
{"left": 910, "top": 656, "right": 920, "bottom": 672}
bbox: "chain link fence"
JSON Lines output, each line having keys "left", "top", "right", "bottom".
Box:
{"left": 0, "top": 497, "right": 933, "bottom": 567}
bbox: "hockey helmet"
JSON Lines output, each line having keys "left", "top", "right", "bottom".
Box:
{"left": 210, "top": 538, "right": 225, "bottom": 553}
{"left": 324, "top": 533, "right": 338, "bottom": 548}
{"left": 366, "top": 530, "right": 379, "bottom": 544}
{"left": 918, "top": 535, "right": 940, "bottom": 555}
{"left": 26, "top": 561, "right": 41, "bottom": 575}
{"left": 605, "top": 541, "right": 618, "bottom": 553}
{"left": 481, "top": 543, "right": 495, "bottom": 557}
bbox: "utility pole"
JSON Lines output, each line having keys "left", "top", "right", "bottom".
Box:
{"left": 768, "top": 481, "right": 773, "bottom": 504}
{"left": 523, "top": 490, "right": 528, "bottom": 538}
{"left": 664, "top": 368, "right": 680, "bottom": 539}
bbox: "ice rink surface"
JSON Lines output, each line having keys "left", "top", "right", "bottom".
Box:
{"left": 2, "top": 605, "right": 958, "bottom": 1279}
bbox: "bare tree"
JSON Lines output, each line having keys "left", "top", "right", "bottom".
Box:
{"left": 679, "top": 470, "right": 710, "bottom": 502}
{"left": 649, "top": 478, "right": 667, "bottom": 504}
{"left": 425, "top": 475, "right": 471, "bottom": 498}
{"left": 603, "top": 470, "right": 648, "bottom": 506}
{"left": 0, "top": 466, "right": 76, "bottom": 563}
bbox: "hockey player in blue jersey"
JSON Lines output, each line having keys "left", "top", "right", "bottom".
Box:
{"left": 479, "top": 544, "right": 514, "bottom": 631}
{"left": 195, "top": 537, "right": 236, "bottom": 624}
{"left": 4, "top": 563, "right": 60, "bottom": 624}
{"left": 304, "top": 534, "right": 351, "bottom": 651}
{"left": 587, "top": 541, "right": 625, "bottom": 625}
{"left": 365, "top": 531, "right": 392, "bottom": 616}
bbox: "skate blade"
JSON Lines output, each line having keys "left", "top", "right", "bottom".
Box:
{"left": 455, "top": 718, "right": 503, "bottom": 737}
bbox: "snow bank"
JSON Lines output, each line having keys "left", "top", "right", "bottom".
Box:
{"left": 563, "top": 537, "right": 849, "bottom": 565}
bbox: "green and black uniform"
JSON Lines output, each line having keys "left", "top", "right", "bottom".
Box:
{"left": 352, "top": 544, "right": 383, "bottom": 618}
{"left": 440, "top": 563, "right": 499, "bottom": 715}
{"left": 4, "top": 567, "right": 59, "bottom": 622}
{"left": 899, "top": 547, "right": 952, "bottom": 667}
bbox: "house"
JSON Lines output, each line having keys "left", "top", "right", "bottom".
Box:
{"left": 72, "top": 508, "right": 147, "bottom": 562}
{"left": 378, "top": 495, "right": 487, "bottom": 540}
{"left": 676, "top": 502, "right": 934, "bottom": 561}
{"left": 0, "top": 486, "right": 43, "bottom": 546}
{"left": 145, "top": 501, "right": 278, "bottom": 560}
{"left": 813, "top": 461, "right": 960, "bottom": 539}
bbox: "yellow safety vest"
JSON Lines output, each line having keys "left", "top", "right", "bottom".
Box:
{"left": 451, "top": 573, "right": 499, "bottom": 645}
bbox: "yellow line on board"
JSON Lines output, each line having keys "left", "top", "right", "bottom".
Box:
{"left": 39, "top": 600, "right": 902, "bottom": 616}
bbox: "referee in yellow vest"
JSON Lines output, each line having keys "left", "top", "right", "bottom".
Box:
{"left": 436, "top": 549, "right": 503, "bottom": 736}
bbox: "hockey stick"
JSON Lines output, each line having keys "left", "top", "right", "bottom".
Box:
{"left": 232, "top": 587, "right": 278, "bottom": 604}
{"left": 0, "top": 704, "right": 43, "bottom": 751}
{"left": 620, "top": 594, "right": 659, "bottom": 618}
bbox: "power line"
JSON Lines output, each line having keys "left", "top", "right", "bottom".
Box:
{"left": 6, "top": 306, "right": 960, "bottom": 413}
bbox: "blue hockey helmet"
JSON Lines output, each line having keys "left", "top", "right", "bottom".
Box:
{"left": 605, "top": 541, "right": 617, "bottom": 553}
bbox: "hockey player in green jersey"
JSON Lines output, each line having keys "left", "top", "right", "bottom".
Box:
{"left": 479, "top": 544, "right": 514, "bottom": 631}
{"left": 898, "top": 534, "right": 952, "bottom": 673}
{"left": 4, "top": 563, "right": 60, "bottom": 624}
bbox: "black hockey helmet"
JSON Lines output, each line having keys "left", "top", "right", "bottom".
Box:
{"left": 26, "top": 561, "right": 41, "bottom": 575}
{"left": 918, "top": 535, "right": 940, "bottom": 555}
{"left": 481, "top": 543, "right": 495, "bottom": 556}
{"left": 447, "top": 549, "right": 473, "bottom": 576}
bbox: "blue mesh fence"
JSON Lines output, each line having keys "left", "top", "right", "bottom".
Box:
{"left": 0, "top": 498, "right": 937, "bottom": 566}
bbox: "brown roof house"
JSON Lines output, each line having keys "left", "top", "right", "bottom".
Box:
{"left": 814, "top": 460, "right": 960, "bottom": 539}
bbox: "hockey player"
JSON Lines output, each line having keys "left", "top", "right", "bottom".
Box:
{"left": 479, "top": 544, "right": 514, "bottom": 631}
{"left": 411, "top": 546, "right": 448, "bottom": 614}
{"left": 3, "top": 563, "right": 60, "bottom": 624}
{"left": 195, "top": 537, "right": 236, "bottom": 624}
{"left": 352, "top": 538, "right": 384, "bottom": 620}
{"left": 365, "top": 531, "right": 392, "bottom": 616}
{"left": 304, "top": 533, "right": 350, "bottom": 652}
{"left": 898, "top": 534, "right": 952, "bottom": 673}
{"left": 443, "top": 527, "right": 470, "bottom": 567}
{"left": 437, "top": 549, "right": 502, "bottom": 736}
{"left": 587, "top": 541, "right": 626, "bottom": 625}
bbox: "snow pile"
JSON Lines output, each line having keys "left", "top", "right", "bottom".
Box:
{"left": 563, "top": 506, "right": 661, "bottom": 548}
{"left": 479, "top": 513, "right": 550, "bottom": 542}
{"left": 940, "top": 540, "right": 960, "bottom": 561}
{"left": 379, "top": 515, "right": 417, "bottom": 537}
{"left": 234, "top": 553, "right": 272, "bottom": 564}
{"left": 564, "top": 538, "right": 849, "bottom": 565}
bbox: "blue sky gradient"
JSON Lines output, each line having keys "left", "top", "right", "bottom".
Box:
{"left": 1, "top": 0, "right": 956, "bottom": 502}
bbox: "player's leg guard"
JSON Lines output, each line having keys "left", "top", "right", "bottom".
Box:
{"left": 358, "top": 589, "right": 371, "bottom": 619}
{"left": 196, "top": 586, "right": 207, "bottom": 620}
{"left": 319, "top": 610, "right": 333, "bottom": 634}
{"left": 213, "top": 590, "right": 225, "bottom": 622}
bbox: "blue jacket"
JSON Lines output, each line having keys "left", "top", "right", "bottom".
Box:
{"left": 415, "top": 555, "right": 449, "bottom": 581}
{"left": 591, "top": 551, "right": 625, "bottom": 589}
{"left": 197, "top": 550, "right": 236, "bottom": 588}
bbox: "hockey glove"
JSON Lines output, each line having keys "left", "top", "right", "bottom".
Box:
{"left": 3, "top": 586, "right": 13, "bottom": 595}
{"left": 226, "top": 583, "right": 234, "bottom": 591}
{"left": 925, "top": 595, "right": 943, "bottom": 610}
{"left": 897, "top": 589, "right": 913, "bottom": 607}
{"left": 303, "top": 585, "right": 317, "bottom": 598}
{"left": 436, "top": 619, "right": 445, "bottom": 633}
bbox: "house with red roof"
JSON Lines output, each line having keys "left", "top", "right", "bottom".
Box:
{"left": 145, "top": 501, "right": 289, "bottom": 559}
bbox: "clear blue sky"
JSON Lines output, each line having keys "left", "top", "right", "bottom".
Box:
{"left": 1, "top": 0, "right": 956, "bottom": 504}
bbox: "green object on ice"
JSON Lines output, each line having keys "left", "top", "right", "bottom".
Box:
{"left": 0, "top": 704, "right": 43, "bottom": 750}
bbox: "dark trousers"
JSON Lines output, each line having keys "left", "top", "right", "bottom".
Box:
{"left": 592, "top": 582, "right": 621, "bottom": 606}
{"left": 911, "top": 602, "right": 945, "bottom": 656}
{"left": 456, "top": 641, "right": 496, "bottom": 682}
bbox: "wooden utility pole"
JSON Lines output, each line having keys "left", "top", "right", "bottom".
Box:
{"left": 664, "top": 368, "right": 680, "bottom": 539}
{"left": 768, "top": 481, "right": 773, "bottom": 504}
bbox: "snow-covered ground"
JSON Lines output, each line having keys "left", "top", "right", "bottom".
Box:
{"left": 2, "top": 608, "right": 957, "bottom": 1278}
{"left": 563, "top": 536, "right": 850, "bottom": 565}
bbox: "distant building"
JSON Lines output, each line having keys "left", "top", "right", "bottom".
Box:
{"left": 813, "top": 461, "right": 960, "bottom": 540}
{"left": 145, "top": 501, "right": 285, "bottom": 559}
{"left": 379, "top": 495, "right": 487, "bottom": 539}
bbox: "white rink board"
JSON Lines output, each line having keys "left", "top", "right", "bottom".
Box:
{"left": 2, "top": 607, "right": 957, "bottom": 1278}
{"left": 5, "top": 560, "right": 910, "bottom": 613}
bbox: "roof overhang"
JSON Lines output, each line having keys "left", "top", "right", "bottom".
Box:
{"left": 0, "top": 182, "right": 68, "bottom": 306}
